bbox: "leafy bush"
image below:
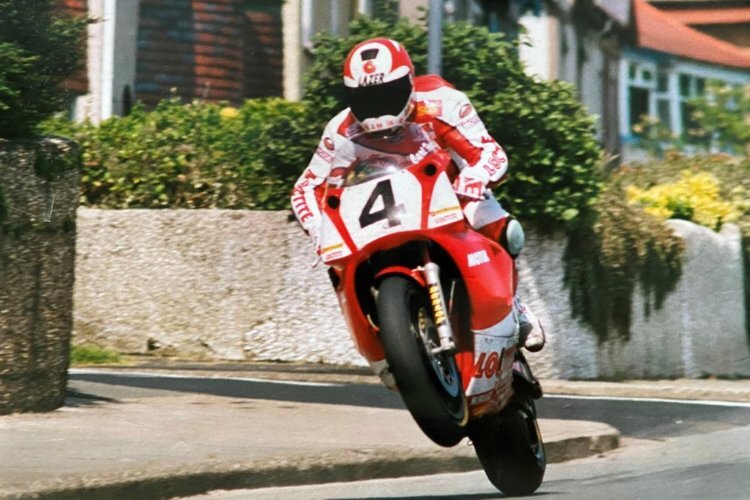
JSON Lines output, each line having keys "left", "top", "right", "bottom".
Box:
{"left": 42, "top": 98, "right": 319, "bottom": 209}
{"left": 0, "top": 0, "right": 87, "bottom": 138}
{"left": 616, "top": 152, "right": 750, "bottom": 233}
{"left": 565, "top": 188, "right": 684, "bottom": 339}
{"left": 691, "top": 83, "right": 750, "bottom": 157}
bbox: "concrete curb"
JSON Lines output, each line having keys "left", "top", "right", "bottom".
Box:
{"left": 3, "top": 426, "right": 620, "bottom": 500}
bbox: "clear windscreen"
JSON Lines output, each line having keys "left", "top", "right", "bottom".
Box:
{"left": 328, "top": 124, "right": 437, "bottom": 187}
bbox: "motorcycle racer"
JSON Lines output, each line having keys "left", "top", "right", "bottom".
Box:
{"left": 291, "top": 37, "right": 545, "bottom": 352}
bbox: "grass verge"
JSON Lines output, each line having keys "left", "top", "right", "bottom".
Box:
{"left": 70, "top": 344, "right": 122, "bottom": 365}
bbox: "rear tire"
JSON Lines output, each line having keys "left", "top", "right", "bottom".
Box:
{"left": 469, "top": 393, "right": 546, "bottom": 496}
{"left": 377, "top": 275, "right": 467, "bottom": 447}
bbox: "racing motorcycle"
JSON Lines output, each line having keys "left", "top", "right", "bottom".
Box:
{"left": 316, "top": 124, "right": 546, "bottom": 496}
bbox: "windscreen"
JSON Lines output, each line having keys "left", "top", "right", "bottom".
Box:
{"left": 331, "top": 124, "right": 437, "bottom": 187}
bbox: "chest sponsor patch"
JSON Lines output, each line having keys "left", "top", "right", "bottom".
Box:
{"left": 417, "top": 100, "right": 443, "bottom": 117}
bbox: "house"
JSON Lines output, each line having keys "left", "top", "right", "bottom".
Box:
{"left": 505, "top": 0, "right": 750, "bottom": 157}
{"left": 68, "top": 0, "right": 750, "bottom": 160}
{"left": 56, "top": 0, "right": 89, "bottom": 97}
{"left": 70, "top": 0, "right": 406, "bottom": 122}
{"left": 72, "top": 0, "right": 288, "bottom": 122}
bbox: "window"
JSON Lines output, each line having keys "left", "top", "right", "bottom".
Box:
{"left": 625, "top": 61, "right": 657, "bottom": 131}
{"left": 678, "top": 73, "right": 706, "bottom": 134}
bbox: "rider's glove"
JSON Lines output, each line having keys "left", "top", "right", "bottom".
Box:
{"left": 453, "top": 170, "right": 488, "bottom": 201}
{"left": 307, "top": 222, "right": 322, "bottom": 268}
{"left": 308, "top": 221, "right": 321, "bottom": 254}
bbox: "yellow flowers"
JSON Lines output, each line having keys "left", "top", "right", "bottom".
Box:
{"left": 625, "top": 170, "right": 740, "bottom": 230}
{"left": 220, "top": 106, "right": 240, "bottom": 120}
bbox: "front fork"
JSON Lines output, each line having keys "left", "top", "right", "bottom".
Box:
{"left": 420, "top": 244, "right": 456, "bottom": 355}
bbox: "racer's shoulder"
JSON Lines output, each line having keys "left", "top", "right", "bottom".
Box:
{"left": 414, "top": 75, "right": 467, "bottom": 102}
{"left": 414, "top": 75, "right": 472, "bottom": 123}
{"left": 326, "top": 108, "right": 363, "bottom": 139}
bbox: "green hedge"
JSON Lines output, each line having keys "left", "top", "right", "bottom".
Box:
{"left": 42, "top": 99, "right": 319, "bottom": 209}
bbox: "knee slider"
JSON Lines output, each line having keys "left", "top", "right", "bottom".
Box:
{"left": 502, "top": 218, "right": 525, "bottom": 257}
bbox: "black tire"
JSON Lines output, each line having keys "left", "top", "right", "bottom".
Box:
{"left": 377, "top": 275, "right": 468, "bottom": 447}
{"left": 469, "top": 393, "right": 546, "bottom": 496}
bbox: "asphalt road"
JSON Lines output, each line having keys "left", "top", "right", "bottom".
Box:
{"left": 67, "top": 371, "right": 750, "bottom": 499}
{"left": 193, "top": 424, "right": 750, "bottom": 499}
{"left": 69, "top": 371, "right": 750, "bottom": 440}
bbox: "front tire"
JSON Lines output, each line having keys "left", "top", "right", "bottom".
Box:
{"left": 469, "top": 393, "right": 546, "bottom": 496}
{"left": 377, "top": 275, "right": 468, "bottom": 447}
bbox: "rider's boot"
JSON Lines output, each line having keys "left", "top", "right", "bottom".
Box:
{"left": 515, "top": 297, "right": 546, "bottom": 352}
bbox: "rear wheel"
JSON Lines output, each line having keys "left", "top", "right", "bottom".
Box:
{"left": 377, "top": 275, "right": 467, "bottom": 447}
{"left": 469, "top": 392, "right": 546, "bottom": 496}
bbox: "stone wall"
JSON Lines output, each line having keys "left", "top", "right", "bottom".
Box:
{"left": 0, "top": 139, "right": 80, "bottom": 414}
{"left": 74, "top": 209, "right": 750, "bottom": 379}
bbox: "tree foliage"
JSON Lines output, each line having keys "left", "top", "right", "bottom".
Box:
{"left": 0, "top": 0, "right": 87, "bottom": 138}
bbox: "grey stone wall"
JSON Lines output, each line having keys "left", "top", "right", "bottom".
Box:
{"left": 74, "top": 209, "right": 750, "bottom": 379}
{"left": 0, "top": 139, "right": 80, "bottom": 414}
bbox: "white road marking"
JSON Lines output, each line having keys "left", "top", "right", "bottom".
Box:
{"left": 546, "top": 393, "right": 750, "bottom": 408}
{"left": 69, "top": 368, "right": 343, "bottom": 387}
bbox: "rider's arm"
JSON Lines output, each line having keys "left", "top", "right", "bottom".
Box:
{"left": 432, "top": 93, "right": 508, "bottom": 191}
{"left": 291, "top": 111, "right": 355, "bottom": 235}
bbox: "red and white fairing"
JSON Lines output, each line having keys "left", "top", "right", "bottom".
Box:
{"left": 319, "top": 167, "right": 463, "bottom": 264}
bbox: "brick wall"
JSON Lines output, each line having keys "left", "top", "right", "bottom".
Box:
{"left": 135, "top": 0, "right": 283, "bottom": 107}
{"left": 56, "top": 0, "right": 88, "bottom": 95}
{"left": 244, "top": 10, "right": 284, "bottom": 98}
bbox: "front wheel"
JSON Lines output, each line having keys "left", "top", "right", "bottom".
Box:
{"left": 469, "top": 393, "right": 546, "bottom": 496}
{"left": 377, "top": 275, "right": 468, "bottom": 447}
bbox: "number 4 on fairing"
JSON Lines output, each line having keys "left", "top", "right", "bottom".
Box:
{"left": 359, "top": 179, "right": 406, "bottom": 229}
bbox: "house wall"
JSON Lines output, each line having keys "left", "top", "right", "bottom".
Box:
{"left": 282, "top": 1, "right": 304, "bottom": 101}
{"left": 73, "top": 0, "right": 139, "bottom": 123}
{"left": 518, "top": 6, "right": 556, "bottom": 80}
{"left": 56, "top": 0, "right": 89, "bottom": 96}
{"left": 135, "top": 0, "right": 247, "bottom": 107}
{"left": 400, "top": 0, "right": 429, "bottom": 20}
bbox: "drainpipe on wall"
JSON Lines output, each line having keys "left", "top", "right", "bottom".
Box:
{"left": 330, "top": 0, "right": 341, "bottom": 36}
{"left": 428, "top": 0, "right": 443, "bottom": 75}
{"left": 100, "top": 0, "right": 116, "bottom": 120}
{"left": 302, "top": 0, "right": 314, "bottom": 52}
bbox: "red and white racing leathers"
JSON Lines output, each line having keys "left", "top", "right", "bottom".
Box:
{"left": 291, "top": 75, "right": 511, "bottom": 246}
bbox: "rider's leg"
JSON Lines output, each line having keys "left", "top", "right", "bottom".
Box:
{"left": 462, "top": 196, "right": 546, "bottom": 352}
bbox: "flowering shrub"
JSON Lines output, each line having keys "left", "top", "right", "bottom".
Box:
{"left": 625, "top": 171, "right": 741, "bottom": 230}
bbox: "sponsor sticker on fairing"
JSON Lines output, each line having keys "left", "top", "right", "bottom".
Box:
{"left": 467, "top": 250, "right": 490, "bottom": 267}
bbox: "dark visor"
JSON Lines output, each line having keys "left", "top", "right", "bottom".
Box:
{"left": 347, "top": 75, "right": 412, "bottom": 122}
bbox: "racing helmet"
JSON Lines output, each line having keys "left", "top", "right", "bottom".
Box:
{"left": 343, "top": 38, "right": 415, "bottom": 134}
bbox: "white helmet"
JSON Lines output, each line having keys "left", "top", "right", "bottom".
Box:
{"left": 343, "top": 38, "right": 416, "bottom": 134}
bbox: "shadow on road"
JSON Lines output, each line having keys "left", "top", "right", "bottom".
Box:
{"left": 69, "top": 372, "right": 404, "bottom": 410}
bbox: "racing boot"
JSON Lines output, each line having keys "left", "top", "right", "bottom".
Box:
{"left": 515, "top": 298, "right": 546, "bottom": 352}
